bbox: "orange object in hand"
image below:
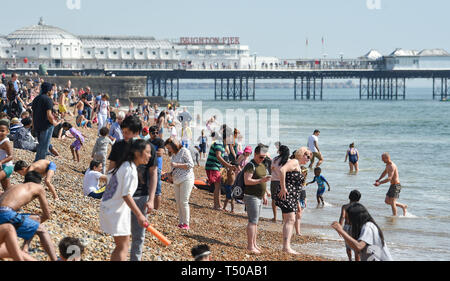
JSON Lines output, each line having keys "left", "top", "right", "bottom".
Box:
{"left": 144, "top": 223, "right": 171, "bottom": 246}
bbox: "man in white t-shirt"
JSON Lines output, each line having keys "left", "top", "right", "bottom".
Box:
{"left": 307, "top": 130, "right": 323, "bottom": 168}
{"left": 83, "top": 161, "right": 108, "bottom": 199}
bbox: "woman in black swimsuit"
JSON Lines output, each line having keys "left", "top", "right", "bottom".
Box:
{"left": 276, "top": 147, "right": 312, "bottom": 254}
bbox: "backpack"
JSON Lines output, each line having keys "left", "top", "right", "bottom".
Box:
{"left": 231, "top": 161, "right": 255, "bottom": 200}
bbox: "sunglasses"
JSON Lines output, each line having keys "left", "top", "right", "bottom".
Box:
{"left": 304, "top": 153, "right": 311, "bottom": 160}
{"left": 150, "top": 131, "right": 158, "bottom": 135}
{"left": 258, "top": 155, "right": 266, "bottom": 160}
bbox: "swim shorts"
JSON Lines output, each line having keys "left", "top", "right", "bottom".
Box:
{"left": 344, "top": 224, "right": 352, "bottom": 250}
{"left": 1, "top": 165, "right": 14, "bottom": 179}
{"left": 317, "top": 187, "right": 326, "bottom": 196}
{"left": 387, "top": 184, "right": 402, "bottom": 199}
{"left": 47, "top": 161, "right": 57, "bottom": 172}
{"left": 0, "top": 207, "right": 40, "bottom": 240}
{"left": 224, "top": 185, "right": 233, "bottom": 200}
{"left": 155, "top": 168, "right": 162, "bottom": 196}
{"left": 206, "top": 170, "right": 222, "bottom": 184}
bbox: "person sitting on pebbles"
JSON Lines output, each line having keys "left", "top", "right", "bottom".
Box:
{"left": 14, "top": 160, "right": 58, "bottom": 200}
{"left": 0, "top": 171, "right": 58, "bottom": 261}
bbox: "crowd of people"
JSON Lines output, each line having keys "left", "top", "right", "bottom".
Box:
{"left": 0, "top": 72, "right": 406, "bottom": 261}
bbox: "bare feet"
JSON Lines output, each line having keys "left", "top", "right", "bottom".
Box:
{"left": 247, "top": 248, "right": 261, "bottom": 255}
{"left": 283, "top": 248, "right": 299, "bottom": 255}
{"left": 271, "top": 218, "right": 277, "bottom": 223}
{"left": 402, "top": 205, "right": 408, "bottom": 216}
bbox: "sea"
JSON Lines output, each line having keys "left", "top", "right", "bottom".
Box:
{"left": 165, "top": 86, "right": 449, "bottom": 261}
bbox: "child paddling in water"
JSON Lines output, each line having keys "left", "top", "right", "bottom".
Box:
{"left": 307, "top": 167, "right": 331, "bottom": 207}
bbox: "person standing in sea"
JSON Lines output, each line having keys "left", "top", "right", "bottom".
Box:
{"left": 374, "top": 153, "right": 408, "bottom": 216}
{"left": 307, "top": 130, "right": 323, "bottom": 169}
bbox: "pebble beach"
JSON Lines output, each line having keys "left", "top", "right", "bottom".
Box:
{"left": 10, "top": 114, "right": 331, "bottom": 262}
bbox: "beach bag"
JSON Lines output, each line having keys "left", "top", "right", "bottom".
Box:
{"left": 231, "top": 161, "right": 255, "bottom": 200}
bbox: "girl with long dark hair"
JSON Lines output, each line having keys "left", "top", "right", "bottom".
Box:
{"left": 270, "top": 145, "right": 290, "bottom": 222}
{"left": 99, "top": 139, "right": 151, "bottom": 261}
{"left": 331, "top": 203, "right": 393, "bottom": 261}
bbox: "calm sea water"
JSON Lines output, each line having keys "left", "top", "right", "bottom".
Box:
{"left": 175, "top": 87, "right": 450, "bottom": 261}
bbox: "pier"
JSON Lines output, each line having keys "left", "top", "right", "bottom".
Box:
{"left": 3, "top": 65, "right": 450, "bottom": 101}
{"left": 115, "top": 68, "right": 450, "bottom": 101}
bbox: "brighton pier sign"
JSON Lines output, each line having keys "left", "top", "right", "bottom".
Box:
{"left": 179, "top": 37, "right": 240, "bottom": 45}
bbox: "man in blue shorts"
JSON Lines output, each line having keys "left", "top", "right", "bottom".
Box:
{"left": 14, "top": 159, "right": 58, "bottom": 200}
{"left": 0, "top": 171, "right": 57, "bottom": 261}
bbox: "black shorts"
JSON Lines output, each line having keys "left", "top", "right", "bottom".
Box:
{"left": 387, "top": 184, "right": 402, "bottom": 199}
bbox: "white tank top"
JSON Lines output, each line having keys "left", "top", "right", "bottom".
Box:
{"left": 0, "top": 138, "right": 13, "bottom": 166}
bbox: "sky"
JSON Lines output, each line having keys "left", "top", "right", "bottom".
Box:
{"left": 0, "top": 0, "right": 449, "bottom": 59}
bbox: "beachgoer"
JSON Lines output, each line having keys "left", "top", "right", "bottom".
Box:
{"left": 92, "top": 127, "right": 113, "bottom": 174}
{"left": 307, "top": 130, "right": 323, "bottom": 168}
{"left": 107, "top": 115, "right": 158, "bottom": 261}
{"left": 345, "top": 143, "right": 359, "bottom": 173}
{"left": 243, "top": 144, "right": 272, "bottom": 254}
{"left": 198, "top": 130, "right": 208, "bottom": 160}
{"left": 149, "top": 126, "right": 165, "bottom": 210}
{"left": 222, "top": 162, "right": 238, "bottom": 213}
{"left": 307, "top": 167, "right": 331, "bottom": 207}
{"left": 276, "top": 147, "right": 312, "bottom": 254}
{"left": 191, "top": 244, "right": 211, "bottom": 261}
{"left": 374, "top": 152, "right": 408, "bottom": 216}
{"left": 270, "top": 145, "right": 290, "bottom": 222}
{"left": 237, "top": 146, "right": 252, "bottom": 171}
{"left": 295, "top": 166, "right": 309, "bottom": 235}
{"left": 0, "top": 171, "right": 57, "bottom": 261}
{"left": 205, "top": 127, "right": 233, "bottom": 210}
{"left": 58, "top": 89, "right": 70, "bottom": 118}
{"left": 109, "top": 111, "right": 125, "bottom": 143}
{"left": 0, "top": 223, "right": 35, "bottom": 261}
{"left": 331, "top": 203, "right": 393, "bottom": 261}
{"left": 62, "top": 122, "right": 85, "bottom": 163}
{"left": 97, "top": 94, "right": 110, "bottom": 135}
{"left": 0, "top": 119, "right": 14, "bottom": 191}
{"left": 83, "top": 160, "right": 108, "bottom": 199}
{"left": 14, "top": 159, "right": 58, "bottom": 200}
{"left": 338, "top": 190, "right": 362, "bottom": 261}
{"left": 100, "top": 139, "right": 150, "bottom": 261}
{"left": 165, "top": 138, "right": 195, "bottom": 230}
{"left": 58, "top": 237, "right": 85, "bottom": 261}
{"left": 32, "top": 82, "right": 60, "bottom": 161}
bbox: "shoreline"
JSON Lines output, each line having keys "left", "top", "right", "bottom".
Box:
{"left": 11, "top": 114, "right": 333, "bottom": 261}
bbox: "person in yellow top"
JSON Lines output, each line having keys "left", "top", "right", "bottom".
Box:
{"left": 58, "top": 89, "right": 71, "bottom": 118}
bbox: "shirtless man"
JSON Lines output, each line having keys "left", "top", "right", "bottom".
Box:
{"left": 14, "top": 160, "right": 58, "bottom": 200}
{"left": 374, "top": 152, "right": 408, "bottom": 216}
{"left": 0, "top": 171, "right": 57, "bottom": 260}
{"left": 74, "top": 96, "right": 85, "bottom": 117}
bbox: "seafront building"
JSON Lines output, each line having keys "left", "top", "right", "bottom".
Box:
{"left": 1, "top": 18, "right": 450, "bottom": 72}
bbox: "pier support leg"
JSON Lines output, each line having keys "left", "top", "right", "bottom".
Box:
{"left": 301, "top": 77, "right": 304, "bottom": 100}
{"left": 294, "top": 78, "right": 297, "bottom": 100}
{"left": 320, "top": 77, "right": 323, "bottom": 100}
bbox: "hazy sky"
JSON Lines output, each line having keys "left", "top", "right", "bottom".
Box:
{"left": 1, "top": 0, "right": 448, "bottom": 59}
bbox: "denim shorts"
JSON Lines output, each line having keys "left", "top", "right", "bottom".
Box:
{"left": 244, "top": 194, "right": 262, "bottom": 224}
{"left": 156, "top": 169, "right": 162, "bottom": 196}
{"left": 0, "top": 207, "right": 39, "bottom": 240}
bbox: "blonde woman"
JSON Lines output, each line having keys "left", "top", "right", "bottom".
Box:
{"left": 276, "top": 147, "right": 312, "bottom": 254}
